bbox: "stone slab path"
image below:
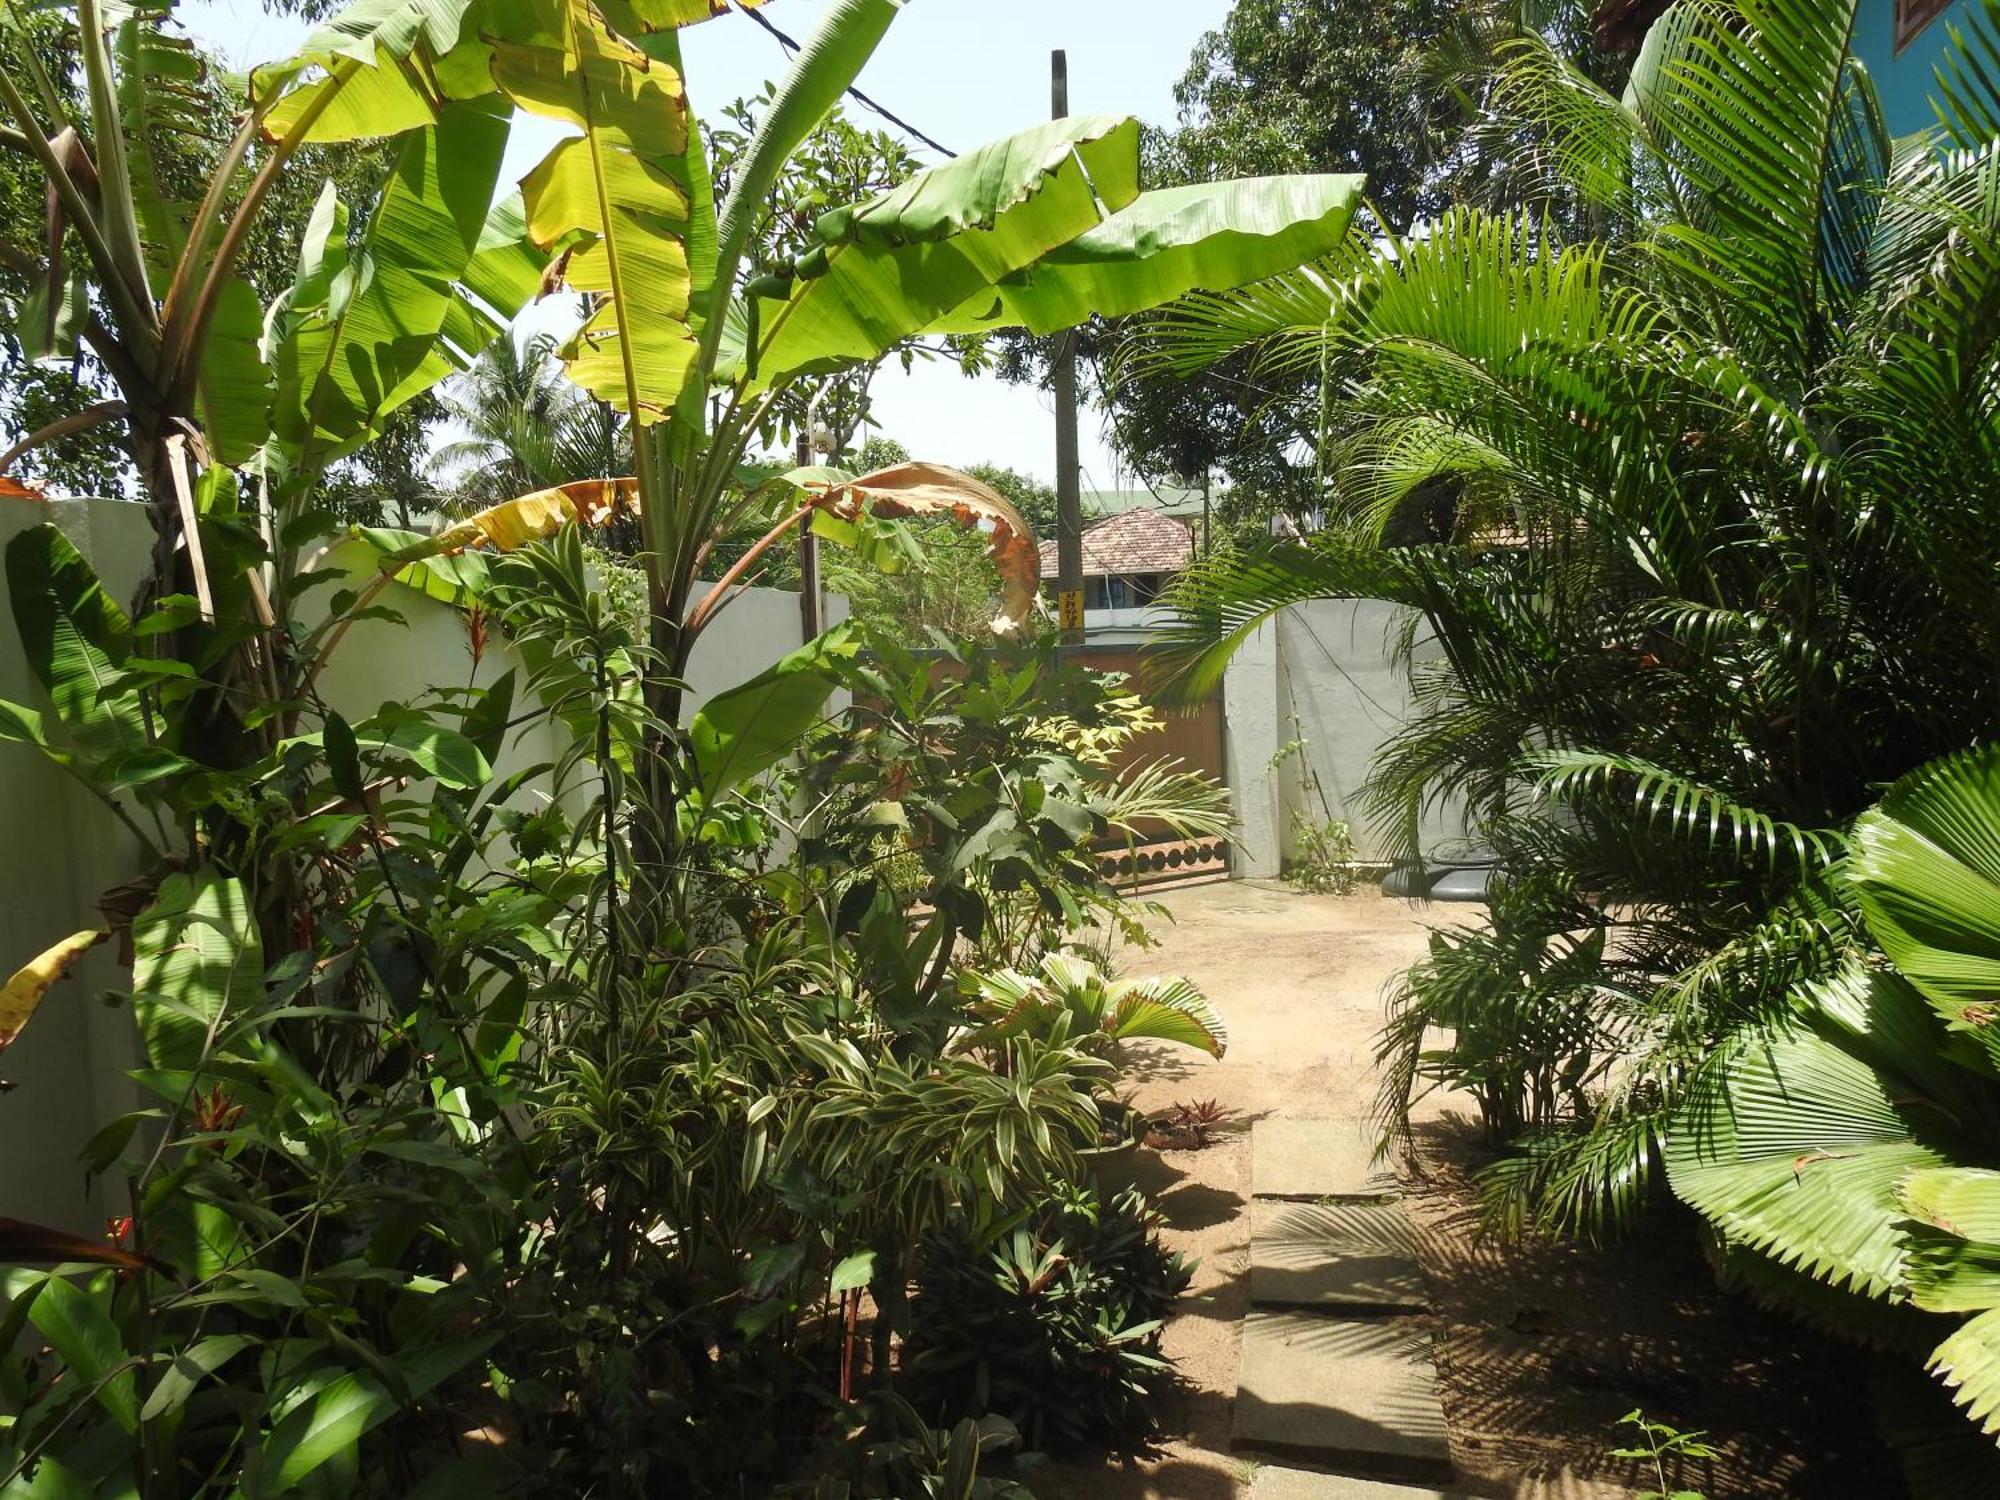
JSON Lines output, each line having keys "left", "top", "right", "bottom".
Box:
{"left": 1235, "top": 1118, "right": 1461, "bottom": 1495}
{"left": 1248, "top": 1466, "right": 1469, "bottom": 1500}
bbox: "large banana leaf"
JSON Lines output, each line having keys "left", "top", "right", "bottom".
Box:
{"left": 132, "top": 871, "right": 262, "bottom": 1073}
{"left": 746, "top": 115, "right": 1142, "bottom": 384}
{"left": 492, "top": 0, "right": 700, "bottom": 422}
{"left": 927, "top": 173, "right": 1366, "bottom": 337}
{"left": 688, "top": 621, "right": 859, "bottom": 799}
{"left": 252, "top": 0, "right": 487, "bottom": 143}
{"left": 268, "top": 102, "right": 524, "bottom": 473}
{"left": 199, "top": 275, "right": 270, "bottom": 466}
{"left": 112, "top": 0, "right": 205, "bottom": 290}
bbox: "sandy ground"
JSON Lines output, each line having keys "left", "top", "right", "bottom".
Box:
{"left": 1029, "top": 880, "right": 1899, "bottom": 1500}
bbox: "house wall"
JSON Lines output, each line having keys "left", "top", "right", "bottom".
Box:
{"left": 0, "top": 494, "right": 841, "bottom": 1234}
{"left": 1852, "top": 0, "right": 1968, "bottom": 135}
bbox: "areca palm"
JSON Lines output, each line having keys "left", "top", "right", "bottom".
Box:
{"left": 1136, "top": 0, "right": 2000, "bottom": 1469}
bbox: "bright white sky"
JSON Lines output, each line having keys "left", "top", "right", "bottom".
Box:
{"left": 177, "top": 0, "right": 1235, "bottom": 486}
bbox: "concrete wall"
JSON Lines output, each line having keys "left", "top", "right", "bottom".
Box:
{"left": 1220, "top": 599, "right": 1469, "bottom": 876}
{"left": 0, "top": 494, "right": 839, "bottom": 1233}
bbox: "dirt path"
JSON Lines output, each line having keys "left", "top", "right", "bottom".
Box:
{"left": 1031, "top": 880, "right": 1898, "bottom": 1500}
{"left": 1034, "top": 880, "right": 1435, "bottom": 1500}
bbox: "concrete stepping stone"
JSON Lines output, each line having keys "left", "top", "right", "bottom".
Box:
{"left": 1252, "top": 1118, "right": 1399, "bottom": 1200}
{"left": 1233, "top": 1309, "right": 1452, "bottom": 1481}
{"left": 1249, "top": 1465, "right": 1469, "bottom": 1499}
{"left": 1250, "top": 1199, "right": 1427, "bottom": 1312}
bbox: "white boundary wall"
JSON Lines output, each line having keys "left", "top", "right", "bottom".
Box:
{"left": 0, "top": 494, "right": 841, "bottom": 1231}
{"left": 1222, "top": 599, "right": 1468, "bottom": 876}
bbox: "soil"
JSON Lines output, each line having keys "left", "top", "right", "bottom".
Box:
{"left": 1026, "top": 879, "right": 1902, "bottom": 1500}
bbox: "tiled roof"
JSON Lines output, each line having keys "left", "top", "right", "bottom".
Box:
{"left": 1037, "top": 506, "right": 1195, "bottom": 580}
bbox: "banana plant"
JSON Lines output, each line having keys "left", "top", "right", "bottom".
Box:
{"left": 354, "top": 0, "right": 1365, "bottom": 754}
{"left": 0, "top": 0, "right": 540, "bottom": 566}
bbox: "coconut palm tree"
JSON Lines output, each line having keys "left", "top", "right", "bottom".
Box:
{"left": 430, "top": 330, "right": 628, "bottom": 510}
{"left": 1135, "top": 0, "right": 2000, "bottom": 1474}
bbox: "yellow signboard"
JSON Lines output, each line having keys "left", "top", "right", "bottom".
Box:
{"left": 1057, "top": 588, "right": 1085, "bottom": 633}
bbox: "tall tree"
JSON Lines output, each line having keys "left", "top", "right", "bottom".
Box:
{"left": 1033, "top": 0, "right": 1623, "bottom": 527}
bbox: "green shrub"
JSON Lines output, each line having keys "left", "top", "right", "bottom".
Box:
{"left": 1287, "top": 814, "right": 1359, "bottom": 894}
{"left": 904, "top": 1186, "right": 1193, "bottom": 1451}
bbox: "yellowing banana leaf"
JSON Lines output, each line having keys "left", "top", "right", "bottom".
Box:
{"left": 252, "top": 0, "right": 484, "bottom": 143}
{"left": 388, "top": 479, "right": 641, "bottom": 562}
{"left": 748, "top": 116, "right": 1142, "bottom": 385}
{"left": 813, "top": 462, "right": 1040, "bottom": 632}
{"left": 929, "top": 173, "right": 1367, "bottom": 336}
{"left": 1, "top": 930, "right": 107, "bottom": 1052}
{"left": 493, "top": 0, "right": 700, "bottom": 422}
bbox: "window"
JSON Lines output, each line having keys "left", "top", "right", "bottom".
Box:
{"left": 1897, "top": 0, "right": 1953, "bottom": 52}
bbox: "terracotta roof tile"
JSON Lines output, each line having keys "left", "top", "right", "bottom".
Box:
{"left": 1037, "top": 506, "right": 1194, "bottom": 580}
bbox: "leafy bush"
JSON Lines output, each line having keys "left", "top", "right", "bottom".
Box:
{"left": 905, "top": 1186, "right": 1193, "bottom": 1451}
{"left": 1288, "top": 814, "right": 1359, "bottom": 894}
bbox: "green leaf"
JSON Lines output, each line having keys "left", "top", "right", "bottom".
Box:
{"left": 373, "top": 721, "right": 491, "bottom": 789}
{"left": 749, "top": 115, "right": 1141, "bottom": 384}
{"left": 270, "top": 103, "right": 517, "bottom": 476}
{"left": 1930, "top": 1305, "right": 2000, "bottom": 1438}
{"left": 249, "top": 1335, "right": 495, "bottom": 1495}
{"left": 4, "top": 524, "right": 144, "bottom": 762}
{"left": 689, "top": 621, "right": 859, "bottom": 799}
{"left": 198, "top": 274, "right": 270, "bottom": 466}
{"left": 141, "top": 1333, "right": 253, "bottom": 1421}
{"left": 491, "top": 0, "right": 698, "bottom": 423}
{"left": 930, "top": 173, "right": 1366, "bottom": 336}
{"left": 1664, "top": 1018, "right": 1946, "bottom": 1301}
{"left": 29, "top": 1275, "right": 138, "bottom": 1435}
{"left": 1851, "top": 745, "right": 2000, "bottom": 1065}
{"left": 132, "top": 872, "right": 263, "bottom": 1071}
{"left": 113, "top": 2, "right": 204, "bottom": 290}
{"left": 251, "top": 0, "right": 486, "bottom": 144}
{"left": 830, "top": 1249, "right": 876, "bottom": 1294}
{"left": 324, "top": 711, "right": 365, "bottom": 801}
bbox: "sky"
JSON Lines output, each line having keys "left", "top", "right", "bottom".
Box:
{"left": 177, "top": 0, "right": 1237, "bottom": 488}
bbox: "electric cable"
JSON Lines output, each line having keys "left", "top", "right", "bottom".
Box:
{"left": 741, "top": 7, "right": 958, "bottom": 158}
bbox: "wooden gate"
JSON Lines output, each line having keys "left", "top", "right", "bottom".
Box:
{"left": 1069, "top": 644, "right": 1231, "bottom": 890}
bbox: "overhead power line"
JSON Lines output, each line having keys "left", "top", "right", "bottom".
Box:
{"left": 741, "top": 8, "right": 958, "bottom": 158}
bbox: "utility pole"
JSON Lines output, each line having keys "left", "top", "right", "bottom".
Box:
{"left": 795, "top": 427, "right": 821, "bottom": 640}
{"left": 1051, "top": 48, "right": 1084, "bottom": 647}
